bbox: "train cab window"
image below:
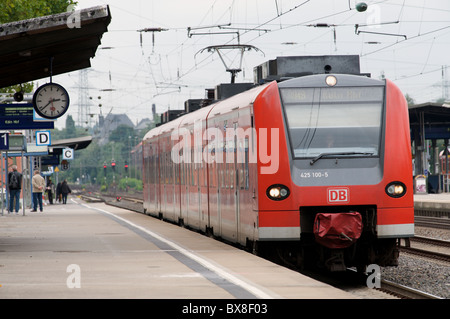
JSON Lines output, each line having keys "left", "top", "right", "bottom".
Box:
{"left": 280, "top": 86, "right": 384, "bottom": 160}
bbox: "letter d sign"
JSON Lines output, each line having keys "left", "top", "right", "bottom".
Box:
{"left": 36, "top": 131, "right": 51, "bottom": 146}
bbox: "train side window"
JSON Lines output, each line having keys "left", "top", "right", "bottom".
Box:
{"left": 166, "top": 151, "right": 170, "bottom": 184}
{"left": 175, "top": 161, "right": 179, "bottom": 185}
{"left": 148, "top": 154, "right": 152, "bottom": 184}
{"left": 171, "top": 152, "right": 174, "bottom": 184}
{"left": 165, "top": 152, "right": 168, "bottom": 184}
{"left": 238, "top": 139, "right": 244, "bottom": 189}
{"left": 245, "top": 137, "right": 249, "bottom": 190}
{"left": 189, "top": 148, "right": 193, "bottom": 185}
{"left": 152, "top": 154, "right": 156, "bottom": 184}
{"left": 230, "top": 163, "right": 234, "bottom": 189}
{"left": 208, "top": 144, "right": 214, "bottom": 187}
{"left": 171, "top": 153, "right": 175, "bottom": 184}
{"left": 186, "top": 155, "right": 190, "bottom": 186}
{"left": 181, "top": 161, "right": 185, "bottom": 185}
{"left": 224, "top": 141, "right": 228, "bottom": 189}
{"left": 155, "top": 153, "right": 159, "bottom": 184}
{"left": 163, "top": 152, "right": 167, "bottom": 184}
{"left": 218, "top": 141, "right": 223, "bottom": 188}
{"left": 166, "top": 152, "right": 170, "bottom": 184}
{"left": 160, "top": 151, "right": 164, "bottom": 184}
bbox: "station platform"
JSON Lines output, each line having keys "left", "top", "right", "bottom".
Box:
{"left": 0, "top": 196, "right": 354, "bottom": 300}
{"left": 414, "top": 193, "right": 450, "bottom": 212}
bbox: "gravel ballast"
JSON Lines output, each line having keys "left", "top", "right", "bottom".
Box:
{"left": 381, "top": 226, "right": 450, "bottom": 299}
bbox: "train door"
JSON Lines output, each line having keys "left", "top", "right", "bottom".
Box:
{"left": 207, "top": 120, "right": 220, "bottom": 237}
{"left": 200, "top": 124, "right": 209, "bottom": 233}
{"left": 180, "top": 156, "right": 188, "bottom": 225}
{"left": 180, "top": 125, "right": 190, "bottom": 226}
{"left": 196, "top": 135, "right": 203, "bottom": 230}
{"left": 233, "top": 122, "right": 240, "bottom": 243}
{"left": 219, "top": 121, "right": 239, "bottom": 242}
{"left": 186, "top": 128, "right": 201, "bottom": 230}
{"left": 162, "top": 136, "right": 173, "bottom": 219}
{"left": 174, "top": 159, "right": 181, "bottom": 223}
{"left": 157, "top": 140, "right": 163, "bottom": 216}
{"left": 148, "top": 142, "right": 159, "bottom": 215}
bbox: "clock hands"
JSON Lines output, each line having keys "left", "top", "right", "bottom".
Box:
{"left": 40, "top": 98, "right": 61, "bottom": 111}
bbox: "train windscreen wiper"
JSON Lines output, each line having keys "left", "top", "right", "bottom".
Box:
{"left": 310, "top": 152, "right": 374, "bottom": 165}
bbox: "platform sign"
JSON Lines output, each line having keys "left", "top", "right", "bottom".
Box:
{"left": 36, "top": 130, "right": 51, "bottom": 146}
{"left": 41, "top": 154, "right": 60, "bottom": 166}
{"left": 61, "top": 159, "right": 70, "bottom": 171}
{"left": 0, "top": 104, "right": 54, "bottom": 129}
{"left": 62, "top": 148, "right": 74, "bottom": 160}
{"left": 0, "top": 132, "right": 9, "bottom": 150}
{"left": 25, "top": 143, "right": 48, "bottom": 155}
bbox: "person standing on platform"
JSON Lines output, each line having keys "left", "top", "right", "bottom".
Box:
{"left": 31, "top": 170, "right": 45, "bottom": 212}
{"left": 46, "top": 178, "right": 55, "bottom": 204}
{"left": 61, "top": 179, "right": 71, "bottom": 204}
{"left": 7, "top": 165, "right": 22, "bottom": 214}
{"left": 56, "top": 181, "right": 62, "bottom": 203}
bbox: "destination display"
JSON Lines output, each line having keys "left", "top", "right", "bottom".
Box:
{"left": 0, "top": 103, "right": 54, "bottom": 129}
{"left": 280, "top": 86, "right": 384, "bottom": 104}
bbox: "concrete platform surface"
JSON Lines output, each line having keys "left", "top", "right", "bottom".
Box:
{"left": 414, "top": 193, "right": 450, "bottom": 210}
{"left": 0, "top": 197, "right": 355, "bottom": 299}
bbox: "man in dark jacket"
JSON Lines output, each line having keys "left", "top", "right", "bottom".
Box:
{"left": 61, "top": 179, "right": 71, "bottom": 204}
{"left": 8, "top": 165, "right": 22, "bottom": 214}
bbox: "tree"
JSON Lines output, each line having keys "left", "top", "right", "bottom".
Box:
{"left": 405, "top": 94, "right": 415, "bottom": 106}
{"left": 109, "top": 125, "right": 137, "bottom": 145}
{"left": 0, "top": 0, "right": 77, "bottom": 23}
{"left": 65, "top": 115, "right": 77, "bottom": 138}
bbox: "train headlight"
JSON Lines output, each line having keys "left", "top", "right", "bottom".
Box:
{"left": 385, "top": 182, "right": 406, "bottom": 198}
{"left": 267, "top": 184, "right": 290, "bottom": 201}
{"left": 325, "top": 75, "right": 337, "bottom": 86}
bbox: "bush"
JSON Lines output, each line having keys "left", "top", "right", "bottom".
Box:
{"left": 118, "top": 178, "right": 142, "bottom": 192}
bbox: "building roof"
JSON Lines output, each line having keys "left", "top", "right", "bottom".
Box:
{"left": 0, "top": 5, "right": 111, "bottom": 88}
{"left": 97, "top": 113, "right": 135, "bottom": 145}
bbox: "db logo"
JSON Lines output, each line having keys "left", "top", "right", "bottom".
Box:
{"left": 328, "top": 188, "right": 349, "bottom": 203}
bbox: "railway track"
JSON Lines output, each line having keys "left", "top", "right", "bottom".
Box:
{"left": 399, "top": 235, "right": 450, "bottom": 263}
{"left": 378, "top": 279, "right": 443, "bottom": 299}
{"left": 415, "top": 216, "right": 450, "bottom": 230}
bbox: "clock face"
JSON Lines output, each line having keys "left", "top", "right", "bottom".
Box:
{"left": 33, "top": 83, "right": 70, "bottom": 119}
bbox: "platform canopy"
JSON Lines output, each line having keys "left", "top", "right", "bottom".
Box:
{"left": 409, "top": 102, "right": 450, "bottom": 181}
{"left": 0, "top": 5, "right": 111, "bottom": 88}
{"left": 409, "top": 102, "right": 450, "bottom": 140}
{"left": 50, "top": 135, "right": 93, "bottom": 154}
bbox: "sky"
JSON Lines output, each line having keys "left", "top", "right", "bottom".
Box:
{"left": 49, "top": 0, "right": 450, "bottom": 129}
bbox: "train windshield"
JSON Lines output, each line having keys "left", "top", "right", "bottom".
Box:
{"left": 280, "top": 86, "right": 384, "bottom": 159}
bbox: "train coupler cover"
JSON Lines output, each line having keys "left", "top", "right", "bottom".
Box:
{"left": 313, "top": 212, "right": 362, "bottom": 249}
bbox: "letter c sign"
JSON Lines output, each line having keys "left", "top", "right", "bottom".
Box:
{"left": 63, "top": 148, "right": 74, "bottom": 160}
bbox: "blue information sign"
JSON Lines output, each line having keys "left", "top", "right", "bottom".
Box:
{"left": 0, "top": 103, "right": 54, "bottom": 129}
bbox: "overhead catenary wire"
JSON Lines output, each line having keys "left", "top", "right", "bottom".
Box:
{"left": 59, "top": 0, "right": 450, "bottom": 123}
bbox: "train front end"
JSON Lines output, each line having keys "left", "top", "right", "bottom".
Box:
{"left": 255, "top": 73, "right": 414, "bottom": 271}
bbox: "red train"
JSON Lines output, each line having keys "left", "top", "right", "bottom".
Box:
{"left": 142, "top": 56, "right": 414, "bottom": 271}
